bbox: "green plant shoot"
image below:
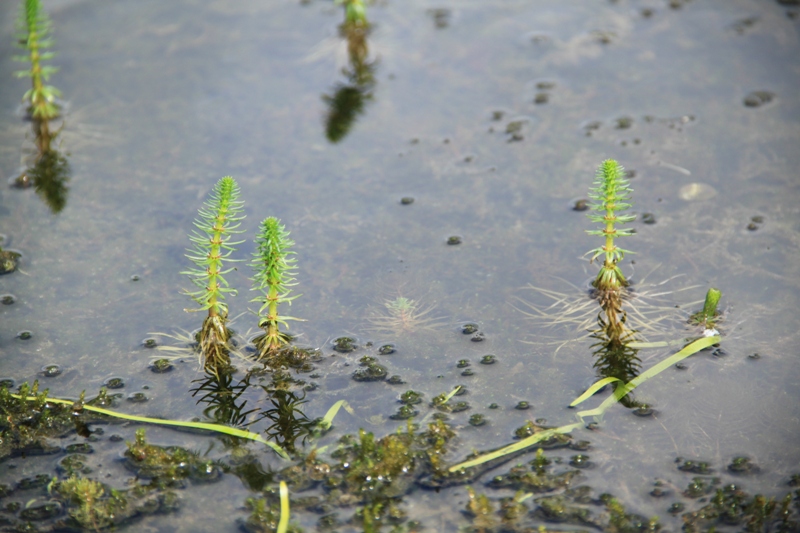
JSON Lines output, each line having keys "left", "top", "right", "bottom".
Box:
{"left": 183, "top": 177, "right": 244, "bottom": 370}
{"left": 690, "top": 287, "right": 721, "bottom": 328}
{"left": 251, "top": 217, "right": 302, "bottom": 356}
{"left": 336, "top": 0, "right": 368, "bottom": 27}
{"left": 586, "top": 159, "right": 635, "bottom": 292}
{"left": 14, "top": 0, "right": 61, "bottom": 121}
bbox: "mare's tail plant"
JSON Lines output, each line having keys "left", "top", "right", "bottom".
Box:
{"left": 14, "top": 0, "right": 61, "bottom": 122}
{"left": 336, "top": 0, "right": 368, "bottom": 28}
{"left": 251, "top": 217, "right": 302, "bottom": 357}
{"left": 183, "top": 177, "right": 245, "bottom": 372}
{"left": 586, "top": 159, "right": 635, "bottom": 293}
{"left": 586, "top": 159, "right": 635, "bottom": 337}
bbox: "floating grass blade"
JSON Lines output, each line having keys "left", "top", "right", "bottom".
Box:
{"left": 569, "top": 376, "right": 620, "bottom": 407}
{"left": 448, "top": 335, "right": 720, "bottom": 472}
{"left": 278, "top": 481, "right": 290, "bottom": 533}
{"left": 14, "top": 0, "right": 61, "bottom": 120}
{"left": 574, "top": 335, "right": 720, "bottom": 420}
{"left": 449, "top": 423, "right": 583, "bottom": 472}
{"left": 318, "top": 399, "right": 354, "bottom": 431}
{"left": 250, "top": 217, "right": 302, "bottom": 356}
{"left": 442, "top": 385, "right": 462, "bottom": 403}
{"left": 7, "top": 386, "right": 289, "bottom": 459}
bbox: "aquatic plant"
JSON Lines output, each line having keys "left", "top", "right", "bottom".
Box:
{"left": 449, "top": 335, "right": 720, "bottom": 472}
{"left": 256, "top": 388, "right": 316, "bottom": 453}
{"left": 689, "top": 287, "right": 721, "bottom": 329}
{"left": 4, "top": 380, "right": 290, "bottom": 457}
{"left": 0, "top": 381, "right": 73, "bottom": 460}
{"left": 679, "top": 484, "right": 797, "bottom": 532}
{"left": 14, "top": 0, "right": 61, "bottom": 121}
{"left": 183, "top": 176, "right": 245, "bottom": 371}
{"left": 251, "top": 217, "right": 302, "bottom": 356}
{"left": 191, "top": 370, "right": 258, "bottom": 428}
{"left": 27, "top": 146, "right": 71, "bottom": 213}
{"left": 586, "top": 159, "right": 635, "bottom": 294}
{"left": 125, "top": 428, "right": 224, "bottom": 487}
{"left": 242, "top": 483, "right": 301, "bottom": 533}
{"left": 366, "top": 296, "right": 443, "bottom": 335}
{"left": 57, "top": 476, "right": 127, "bottom": 530}
{"left": 0, "top": 246, "right": 21, "bottom": 275}
{"left": 603, "top": 496, "right": 660, "bottom": 532}
{"left": 336, "top": 0, "right": 368, "bottom": 28}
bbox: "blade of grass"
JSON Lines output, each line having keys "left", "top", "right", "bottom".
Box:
{"left": 318, "top": 399, "right": 353, "bottom": 431}
{"left": 449, "top": 422, "right": 583, "bottom": 472}
{"left": 448, "top": 336, "right": 720, "bottom": 472}
{"left": 569, "top": 377, "right": 620, "bottom": 407}
{"left": 9, "top": 392, "right": 289, "bottom": 459}
{"left": 575, "top": 335, "right": 720, "bottom": 423}
{"left": 443, "top": 385, "right": 462, "bottom": 403}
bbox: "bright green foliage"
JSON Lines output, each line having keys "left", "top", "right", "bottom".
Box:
{"left": 183, "top": 177, "right": 244, "bottom": 372}
{"left": 336, "top": 0, "right": 368, "bottom": 27}
{"left": 15, "top": 0, "right": 61, "bottom": 120}
{"left": 183, "top": 176, "right": 245, "bottom": 318}
{"left": 690, "top": 287, "right": 721, "bottom": 328}
{"left": 251, "top": 217, "right": 301, "bottom": 355}
{"left": 586, "top": 159, "right": 635, "bottom": 291}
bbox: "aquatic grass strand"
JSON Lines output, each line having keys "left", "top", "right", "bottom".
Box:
{"left": 278, "top": 481, "right": 290, "bottom": 533}
{"left": 6, "top": 387, "right": 290, "bottom": 459}
{"left": 336, "top": 0, "right": 368, "bottom": 27}
{"left": 448, "top": 335, "right": 719, "bottom": 472}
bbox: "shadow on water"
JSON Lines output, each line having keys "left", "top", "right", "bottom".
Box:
{"left": 323, "top": 1, "right": 377, "bottom": 143}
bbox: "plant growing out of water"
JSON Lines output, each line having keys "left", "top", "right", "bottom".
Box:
{"left": 336, "top": 0, "right": 368, "bottom": 28}
{"left": 585, "top": 159, "right": 635, "bottom": 340}
{"left": 14, "top": 0, "right": 61, "bottom": 121}
{"left": 183, "top": 176, "right": 245, "bottom": 372}
{"left": 586, "top": 159, "right": 635, "bottom": 293}
{"left": 250, "top": 217, "right": 301, "bottom": 356}
{"left": 690, "top": 287, "right": 721, "bottom": 329}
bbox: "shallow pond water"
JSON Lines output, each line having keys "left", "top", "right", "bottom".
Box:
{"left": 1, "top": 0, "right": 799, "bottom": 531}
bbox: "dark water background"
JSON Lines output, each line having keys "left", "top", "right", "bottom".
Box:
{"left": 1, "top": 0, "right": 799, "bottom": 531}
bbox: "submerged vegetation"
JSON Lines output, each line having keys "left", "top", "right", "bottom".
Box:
{"left": 366, "top": 296, "right": 444, "bottom": 336}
